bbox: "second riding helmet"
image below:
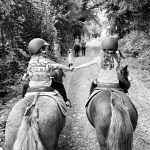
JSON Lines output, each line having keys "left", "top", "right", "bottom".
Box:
{"left": 27, "top": 38, "right": 49, "bottom": 54}
{"left": 102, "top": 37, "right": 118, "bottom": 52}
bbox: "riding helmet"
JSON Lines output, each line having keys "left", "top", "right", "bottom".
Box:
{"left": 102, "top": 37, "right": 118, "bottom": 52}
{"left": 27, "top": 38, "right": 49, "bottom": 54}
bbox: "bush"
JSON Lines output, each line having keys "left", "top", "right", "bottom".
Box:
{"left": 119, "top": 31, "right": 150, "bottom": 70}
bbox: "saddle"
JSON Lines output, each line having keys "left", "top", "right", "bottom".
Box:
{"left": 86, "top": 83, "right": 124, "bottom": 107}
{"left": 25, "top": 86, "right": 67, "bottom": 116}
{"left": 96, "top": 82, "right": 121, "bottom": 89}
{"left": 27, "top": 86, "right": 54, "bottom": 93}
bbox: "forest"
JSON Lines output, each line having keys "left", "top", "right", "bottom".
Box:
{"left": 0, "top": 0, "right": 150, "bottom": 99}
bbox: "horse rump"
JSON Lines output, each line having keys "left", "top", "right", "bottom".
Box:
{"left": 106, "top": 98, "right": 133, "bottom": 150}
{"left": 13, "top": 94, "right": 44, "bottom": 150}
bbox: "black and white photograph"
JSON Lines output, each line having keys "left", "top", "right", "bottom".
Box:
{"left": 0, "top": 0, "right": 150, "bottom": 150}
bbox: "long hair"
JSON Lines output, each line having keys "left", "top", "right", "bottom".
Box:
{"left": 101, "top": 51, "right": 121, "bottom": 70}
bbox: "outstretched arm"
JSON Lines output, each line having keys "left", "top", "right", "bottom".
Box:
{"left": 75, "top": 59, "right": 97, "bottom": 70}
{"left": 52, "top": 64, "right": 72, "bottom": 71}
{"left": 22, "top": 73, "right": 29, "bottom": 81}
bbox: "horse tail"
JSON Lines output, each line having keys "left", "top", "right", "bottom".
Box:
{"left": 13, "top": 94, "right": 44, "bottom": 150}
{"left": 106, "top": 98, "right": 133, "bottom": 150}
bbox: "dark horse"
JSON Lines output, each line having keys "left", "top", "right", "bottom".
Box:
{"left": 86, "top": 65, "right": 138, "bottom": 150}
{"left": 73, "top": 43, "right": 80, "bottom": 57}
{"left": 5, "top": 69, "right": 66, "bottom": 150}
{"left": 51, "top": 68, "right": 65, "bottom": 83}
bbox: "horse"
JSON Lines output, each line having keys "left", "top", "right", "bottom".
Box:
{"left": 51, "top": 68, "right": 66, "bottom": 83}
{"left": 73, "top": 43, "right": 81, "bottom": 57}
{"left": 5, "top": 69, "right": 66, "bottom": 150}
{"left": 86, "top": 65, "right": 138, "bottom": 150}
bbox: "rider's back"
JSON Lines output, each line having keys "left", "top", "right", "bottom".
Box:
{"left": 27, "top": 55, "right": 54, "bottom": 87}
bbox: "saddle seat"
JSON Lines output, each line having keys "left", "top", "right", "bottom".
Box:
{"left": 27, "top": 86, "right": 54, "bottom": 93}
{"left": 86, "top": 82, "right": 124, "bottom": 107}
{"left": 25, "top": 86, "right": 67, "bottom": 116}
{"left": 25, "top": 86, "right": 63, "bottom": 101}
{"left": 86, "top": 82, "right": 129, "bottom": 127}
{"left": 96, "top": 82, "right": 121, "bottom": 89}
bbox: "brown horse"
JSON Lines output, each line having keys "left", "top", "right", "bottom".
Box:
{"left": 73, "top": 43, "right": 81, "bottom": 57}
{"left": 86, "top": 65, "right": 138, "bottom": 150}
{"left": 5, "top": 69, "right": 66, "bottom": 150}
{"left": 51, "top": 68, "right": 65, "bottom": 83}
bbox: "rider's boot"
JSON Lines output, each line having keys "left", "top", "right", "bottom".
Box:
{"left": 51, "top": 80, "right": 71, "bottom": 107}
{"left": 22, "top": 81, "right": 29, "bottom": 98}
{"left": 90, "top": 79, "right": 97, "bottom": 95}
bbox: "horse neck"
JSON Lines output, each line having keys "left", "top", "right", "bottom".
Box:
{"left": 122, "top": 72, "right": 129, "bottom": 82}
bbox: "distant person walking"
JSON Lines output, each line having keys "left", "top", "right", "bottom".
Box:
{"left": 81, "top": 38, "right": 86, "bottom": 56}
{"left": 67, "top": 49, "right": 74, "bottom": 67}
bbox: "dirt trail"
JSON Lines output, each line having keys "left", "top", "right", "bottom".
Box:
{"left": 58, "top": 47, "right": 100, "bottom": 150}
{"left": 58, "top": 47, "right": 150, "bottom": 150}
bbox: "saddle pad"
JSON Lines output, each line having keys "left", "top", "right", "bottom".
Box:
{"left": 86, "top": 87, "right": 124, "bottom": 107}
{"left": 25, "top": 91, "right": 67, "bottom": 116}
{"left": 85, "top": 88, "right": 102, "bottom": 107}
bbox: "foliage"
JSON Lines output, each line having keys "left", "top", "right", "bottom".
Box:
{"left": 101, "top": 0, "right": 150, "bottom": 37}
{"left": 0, "top": 0, "right": 56, "bottom": 94}
{"left": 119, "top": 31, "right": 150, "bottom": 70}
{"left": 52, "top": 0, "right": 92, "bottom": 55}
{"left": 0, "top": 0, "right": 99, "bottom": 95}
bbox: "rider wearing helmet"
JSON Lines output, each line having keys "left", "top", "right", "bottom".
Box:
{"left": 74, "top": 36, "right": 128, "bottom": 93}
{"left": 22, "top": 38, "right": 72, "bottom": 107}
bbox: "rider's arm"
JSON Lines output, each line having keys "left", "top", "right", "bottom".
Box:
{"left": 75, "top": 58, "right": 98, "bottom": 70}
{"left": 22, "top": 73, "right": 29, "bottom": 81}
{"left": 52, "top": 63, "right": 71, "bottom": 71}
{"left": 117, "top": 50, "right": 125, "bottom": 59}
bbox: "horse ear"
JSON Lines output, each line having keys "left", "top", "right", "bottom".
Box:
{"left": 124, "top": 65, "right": 128, "bottom": 70}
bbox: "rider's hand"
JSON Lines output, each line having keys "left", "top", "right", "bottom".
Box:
{"left": 66, "top": 100, "right": 71, "bottom": 108}
{"left": 128, "top": 76, "right": 132, "bottom": 81}
{"left": 22, "top": 73, "right": 27, "bottom": 81}
{"left": 70, "top": 66, "right": 74, "bottom": 71}
{"left": 73, "top": 67, "right": 78, "bottom": 71}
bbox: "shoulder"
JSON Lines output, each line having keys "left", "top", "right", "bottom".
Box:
{"left": 40, "top": 57, "right": 55, "bottom": 63}
{"left": 94, "top": 52, "right": 103, "bottom": 63}
{"left": 94, "top": 57, "right": 99, "bottom": 61}
{"left": 28, "top": 56, "right": 38, "bottom": 63}
{"left": 94, "top": 56, "right": 101, "bottom": 64}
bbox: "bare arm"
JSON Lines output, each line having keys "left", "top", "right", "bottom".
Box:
{"left": 22, "top": 73, "right": 29, "bottom": 80}
{"left": 52, "top": 63, "right": 71, "bottom": 71}
{"left": 75, "top": 59, "right": 97, "bottom": 70}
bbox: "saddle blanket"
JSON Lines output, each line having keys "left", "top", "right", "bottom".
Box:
{"left": 25, "top": 90, "right": 67, "bottom": 116}
{"left": 86, "top": 87, "right": 124, "bottom": 107}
